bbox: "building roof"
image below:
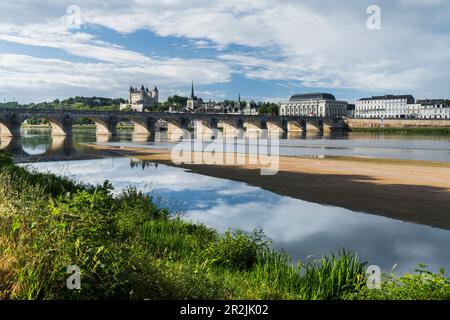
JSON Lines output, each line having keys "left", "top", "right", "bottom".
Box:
{"left": 358, "top": 95, "right": 414, "bottom": 102}
{"left": 289, "top": 93, "right": 336, "bottom": 101}
{"left": 417, "top": 99, "right": 445, "bottom": 105}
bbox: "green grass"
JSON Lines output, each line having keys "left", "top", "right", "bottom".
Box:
{"left": 0, "top": 150, "right": 449, "bottom": 300}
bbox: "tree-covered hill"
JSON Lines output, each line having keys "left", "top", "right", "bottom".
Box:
{"left": 0, "top": 96, "right": 126, "bottom": 111}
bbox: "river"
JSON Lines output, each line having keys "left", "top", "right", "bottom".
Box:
{"left": 3, "top": 127, "right": 450, "bottom": 275}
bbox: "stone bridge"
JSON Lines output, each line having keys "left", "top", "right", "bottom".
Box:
{"left": 0, "top": 109, "right": 347, "bottom": 138}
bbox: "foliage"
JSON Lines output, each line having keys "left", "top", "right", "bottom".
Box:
{"left": 347, "top": 264, "right": 450, "bottom": 300}
{"left": 201, "top": 229, "right": 269, "bottom": 270}
{"left": 1, "top": 160, "right": 449, "bottom": 300}
{"left": 0, "top": 151, "right": 13, "bottom": 165}
{"left": 155, "top": 95, "right": 188, "bottom": 112}
{"left": 0, "top": 96, "right": 124, "bottom": 112}
{"left": 258, "top": 102, "right": 279, "bottom": 115}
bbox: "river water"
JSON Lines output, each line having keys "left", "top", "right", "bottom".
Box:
{"left": 3, "top": 128, "right": 450, "bottom": 275}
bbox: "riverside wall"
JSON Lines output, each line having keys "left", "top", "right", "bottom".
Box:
{"left": 345, "top": 118, "right": 450, "bottom": 129}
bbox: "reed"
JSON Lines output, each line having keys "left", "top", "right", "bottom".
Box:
{"left": 1, "top": 150, "right": 449, "bottom": 300}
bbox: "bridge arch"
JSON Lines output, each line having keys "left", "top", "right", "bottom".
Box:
{"left": 157, "top": 116, "right": 190, "bottom": 140}
{"left": 266, "top": 118, "right": 287, "bottom": 133}
{"left": 287, "top": 118, "right": 306, "bottom": 132}
{"left": 244, "top": 118, "right": 266, "bottom": 131}
{"left": 217, "top": 117, "right": 244, "bottom": 137}
{"left": 116, "top": 116, "right": 156, "bottom": 138}
{"left": 72, "top": 115, "right": 118, "bottom": 136}
{"left": 0, "top": 114, "right": 21, "bottom": 137}
{"left": 132, "top": 117, "right": 156, "bottom": 136}
{"left": 0, "top": 120, "right": 14, "bottom": 137}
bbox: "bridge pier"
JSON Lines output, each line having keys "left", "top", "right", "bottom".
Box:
{"left": 91, "top": 116, "right": 118, "bottom": 136}
{"left": 323, "top": 124, "right": 333, "bottom": 133}
{"left": 305, "top": 119, "right": 323, "bottom": 132}
{"left": 128, "top": 118, "right": 156, "bottom": 138}
{"left": 219, "top": 118, "right": 243, "bottom": 138}
{"left": 48, "top": 116, "right": 73, "bottom": 136}
{"left": 324, "top": 118, "right": 346, "bottom": 132}
{"left": 244, "top": 119, "right": 265, "bottom": 132}
{"left": 0, "top": 113, "right": 21, "bottom": 137}
{"left": 194, "top": 119, "right": 219, "bottom": 140}
{"left": 166, "top": 120, "right": 189, "bottom": 141}
{"left": 266, "top": 120, "right": 286, "bottom": 134}
{"left": 287, "top": 119, "right": 306, "bottom": 132}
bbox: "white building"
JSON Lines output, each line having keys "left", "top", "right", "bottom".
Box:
{"left": 408, "top": 100, "right": 450, "bottom": 119}
{"left": 355, "top": 95, "right": 415, "bottom": 118}
{"left": 279, "top": 93, "right": 348, "bottom": 117}
{"left": 120, "top": 84, "right": 158, "bottom": 111}
{"left": 243, "top": 101, "right": 259, "bottom": 115}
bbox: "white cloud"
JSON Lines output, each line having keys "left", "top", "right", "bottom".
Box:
{"left": 0, "top": 0, "right": 450, "bottom": 101}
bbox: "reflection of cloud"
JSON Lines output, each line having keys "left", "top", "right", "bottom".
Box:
{"left": 28, "top": 157, "right": 450, "bottom": 274}
{"left": 29, "top": 158, "right": 235, "bottom": 193}
{"left": 216, "top": 185, "right": 259, "bottom": 196}
{"left": 184, "top": 197, "right": 450, "bottom": 274}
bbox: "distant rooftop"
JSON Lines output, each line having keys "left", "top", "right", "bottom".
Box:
{"left": 358, "top": 95, "right": 415, "bottom": 102}
{"left": 416, "top": 99, "right": 445, "bottom": 105}
{"left": 289, "top": 93, "right": 336, "bottom": 102}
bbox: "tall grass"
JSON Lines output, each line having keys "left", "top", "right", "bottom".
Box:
{"left": 1, "top": 150, "right": 449, "bottom": 300}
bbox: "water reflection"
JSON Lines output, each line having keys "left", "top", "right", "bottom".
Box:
{"left": 27, "top": 157, "right": 450, "bottom": 275}
{"left": 4, "top": 128, "right": 450, "bottom": 163}
{"left": 1, "top": 128, "right": 138, "bottom": 162}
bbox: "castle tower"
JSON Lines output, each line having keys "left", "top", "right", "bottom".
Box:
{"left": 151, "top": 85, "right": 159, "bottom": 99}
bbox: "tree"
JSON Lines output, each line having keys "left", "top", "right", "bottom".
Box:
{"left": 258, "top": 102, "right": 279, "bottom": 115}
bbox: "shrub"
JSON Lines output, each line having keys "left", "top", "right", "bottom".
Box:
{"left": 0, "top": 151, "right": 12, "bottom": 165}
{"left": 142, "top": 218, "right": 216, "bottom": 260}
{"left": 201, "top": 229, "right": 269, "bottom": 270}
{"left": 348, "top": 264, "right": 450, "bottom": 300}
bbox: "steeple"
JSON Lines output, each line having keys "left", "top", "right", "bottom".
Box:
{"left": 191, "top": 81, "right": 195, "bottom": 99}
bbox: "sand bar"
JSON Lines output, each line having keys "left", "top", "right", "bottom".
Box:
{"left": 86, "top": 143, "right": 450, "bottom": 230}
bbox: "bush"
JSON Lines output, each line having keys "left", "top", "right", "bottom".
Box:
{"left": 142, "top": 218, "right": 216, "bottom": 260}
{"left": 0, "top": 151, "right": 12, "bottom": 165}
{"left": 348, "top": 264, "right": 450, "bottom": 300}
{"left": 201, "top": 229, "right": 269, "bottom": 270}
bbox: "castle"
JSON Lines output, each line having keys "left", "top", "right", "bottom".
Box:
{"left": 120, "top": 84, "right": 159, "bottom": 112}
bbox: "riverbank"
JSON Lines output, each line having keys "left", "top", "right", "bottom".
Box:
{"left": 0, "top": 150, "right": 366, "bottom": 299}
{"left": 350, "top": 127, "right": 450, "bottom": 134}
{"left": 85, "top": 143, "right": 450, "bottom": 230}
{"left": 346, "top": 118, "right": 450, "bottom": 134}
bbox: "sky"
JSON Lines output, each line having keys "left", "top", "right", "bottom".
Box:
{"left": 0, "top": 0, "right": 449, "bottom": 104}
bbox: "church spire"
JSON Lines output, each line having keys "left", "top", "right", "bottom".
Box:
{"left": 191, "top": 80, "right": 195, "bottom": 99}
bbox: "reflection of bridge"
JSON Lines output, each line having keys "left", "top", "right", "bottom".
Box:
{"left": 0, "top": 109, "right": 347, "bottom": 138}
{"left": 0, "top": 136, "right": 119, "bottom": 163}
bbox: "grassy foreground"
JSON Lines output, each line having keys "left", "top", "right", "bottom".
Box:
{"left": 0, "top": 151, "right": 450, "bottom": 300}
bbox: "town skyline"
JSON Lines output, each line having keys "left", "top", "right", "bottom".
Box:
{"left": 2, "top": 80, "right": 449, "bottom": 106}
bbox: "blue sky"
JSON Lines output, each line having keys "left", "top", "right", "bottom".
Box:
{"left": 0, "top": 0, "right": 449, "bottom": 104}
